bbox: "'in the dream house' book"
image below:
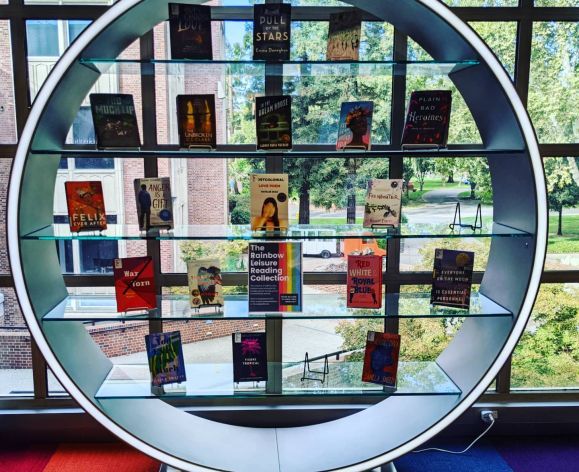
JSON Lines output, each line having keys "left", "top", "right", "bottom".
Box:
{"left": 336, "top": 101, "right": 373, "bottom": 150}
{"left": 187, "top": 259, "right": 223, "bottom": 309}
{"left": 347, "top": 255, "right": 383, "bottom": 309}
{"left": 326, "top": 10, "right": 362, "bottom": 61}
{"left": 145, "top": 331, "right": 186, "bottom": 387}
{"left": 133, "top": 177, "right": 174, "bottom": 230}
{"left": 401, "top": 90, "right": 452, "bottom": 148}
{"left": 89, "top": 94, "right": 140, "bottom": 148}
{"left": 363, "top": 179, "right": 403, "bottom": 228}
{"left": 64, "top": 181, "right": 107, "bottom": 233}
{"left": 430, "top": 249, "right": 474, "bottom": 310}
{"left": 253, "top": 3, "right": 291, "bottom": 60}
{"left": 113, "top": 256, "right": 156, "bottom": 313}
{"left": 362, "top": 331, "right": 401, "bottom": 388}
{"left": 232, "top": 332, "right": 268, "bottom": 383}
{"left": 256, "top": 96, "right": 292, "bottom": 150}
{"left": 168, "top": 3, "right": 212, "bottom": 60}
{"left": 176, "top": 94, "right": 217, "bottom": 149}
{"left": 250, "top": 173, "right": 289, "bottom": 231}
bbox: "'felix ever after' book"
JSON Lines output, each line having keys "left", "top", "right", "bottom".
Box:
{"left": 326, "top": 10, "right": 362, "bottom": 61}
{"left": 401, "top": 90, "right": 452, "bottom": 148}
{"left": 232, "top": 332, "right": 268, "bottom": 383}
{"left": 347, "top": 255, "right": 382, "bottom": 309}
{"left": 145, "top": 331, "right": 187, "bottom": 388}
{"left": 168, "top": 3, "right": 212, "bottom": 60}
{"left": 89, "top": 94, "right": 141, "bottom": 148}
{"left": 253, "top": 4, "right": 291, "bottom": 61}
{"left": 336, "top": 101, "right": 373, "bottom": 150}
{"left": 133, "top": 177, "right": 174, "bottom": 230}
{"left": 64, "top": 181, "right": 107, "bottom": 233}
{"left": 256, "top": 95, "right": 292, "bottom": 150}
{"left": 187, "top": 259, "right": 223, "bottom": 309}
{"left": 363, "top": 179, "right": 403, "bottom": 228}
{"left": 362, "top": 331, "right": 401, "bottom": 388}
{"left": 250, "top": 173, "right": 289, "bottom": 231}
{"left": 430, "top": 248, "right": 475, "bottom": 309}
{"left": 113, "top": 256, "right": 156, "bottom": 313}
{"left": 176, "top": 94, "right": 217, "bottom": 149}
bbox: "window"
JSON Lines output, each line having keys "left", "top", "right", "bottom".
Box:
{"left": 26, "top": 20, "right": 59, "bottom": 57}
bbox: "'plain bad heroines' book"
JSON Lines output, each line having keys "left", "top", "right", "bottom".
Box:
{"left": 363, "top": 179, "right": 403, "bottom": 228}
{"left": 401, "top": 90, "right": 452, "bottom": 148}
{"left": 64, "top": 181, "right": 107, "bottom": 233}
{"left": 256, "top": 95, "right": 292, "bottom": 150}
{"left": 145, "top": 331, "right": 186, "bottom": 387}
{"left": 253, "top": 4, "right": 291, "bottom": 61}
{"left": 89, "top": 94, "right": 140, "bottom": 148}
{"left": 347, "top": 255, "right": 382, "bottom": 309}
{"left": 431, "top": 249, "right": 475, "bottom": 309}
{"left": 326, "top": 10, "right": 362, "bottom": 61}
{"left": 168, "top": 3, "right": 212, "bottom": 60}
{"left": 134, "top": 178, "right": 174, "bottom": 230}
{"left": 232, "top": 332, "right": 268, "bottom": 383}
{"left": 113, "top": 256, "right": 156, "bottom": 313}
{"left": 336, "top": 101, "right": 373, "bottom": 150}
{"left": 187, "top": 259, "right": 223, "bottom": 309}
{"left": 250, "top": 173, "right": 289, "bottom": 231}
{"left": 176, "top": 94, "right": 217, "bottom": 149}
{"left": 362, "top": 331, "right": 401, "bottom": 388}
{"left": 249, "top": 242, "right": 302, "bottom": 313}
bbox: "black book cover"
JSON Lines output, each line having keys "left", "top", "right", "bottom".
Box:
{"left": 168, "top": 3, "right": 212, "bottom": 60}
{"left": 326, "top": 10, "right": 362, "bottom": 61}
{"left": 401, "top": 90, "right": 452, "bottom": 148}
{"left": 176, "top": 94, "right": 217, "bottom": 149}
{"left": 89, "top": 94, "right": 140, "bottom": 148}
{"left": 430, "top": 248, "right": 475, "bottom": 309}
{"left": 255, "top": 95, "right": 292, "bottom": 150}
{"left": 232, "top": 332, "right": 268, "bottom": 383}
{"left": 253, "top": 4, "right": 291, "bottom": 61}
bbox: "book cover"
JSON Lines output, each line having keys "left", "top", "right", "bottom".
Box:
{"left": 176, "top": 94, "right": 217, "bottom": 149}
{"left": 256, "top": 95, "right": 292, "bottom": 150}
{"left": 113, "top": 256, "right": 156, "bottom": 313}
{"left": 362, "top": 331, "right": 401, "bottom": 388}
{"left": 430, "top": 248, "right": 475, "bottom": 309}
{"left": 336, "top": 101, "right": 373, "bottom": 150}
{"left": 253, "top": 4, "right": 291, "bottom": 61}
{"left": 250, "top": 173, "right": 289, "bottom": 231}
{"left": 89, "top": 94, "right": 141, "bottom": 148}
{"left": 64, "top": 181, "right": 107, "bottom": 233}
{"left": 401, "top": 90, "right": 452, "bottom": 148}
{"left": 168, "top": 3, "right": 212, "bottom": 60}
{"left": 187, "top": 259, "right": 223, "bottom": 308}
{"left": 145, "top": 330, "right": 187, "bottom": 387}
{"left": 363, "top": 179, "right": 403, "bottom": 228}
{"left": 133, "top": 177, "right": 174, "bottom": 230}
{"left": 326, "top": 10, "right": 362, "bottom": 61}
{"left": 232, "top": 332, "right": 268, "bottom": 383}
{"left": 248, "top": 242, "right": 302, "bottom": 313}
{"left": 347, "top": 255, "right": 383, "bottom": 309}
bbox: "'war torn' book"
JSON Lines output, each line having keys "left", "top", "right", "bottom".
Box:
{"left": 336, "top": 101, "right": 373, "bottom": 150}
{"left": 363, "top": 179, "right": 403, "bottom": 228}
{"left": 176, "top": 94, "right": 217, "bottom": 149}
{"left": 89, "top": 94, "right": 141, "bottom": 148}
{"left": 168, "top": 3, "right": 212, "bottom": 60}
{"left": 347, "top": 255, "right": 383, "bottom": 309}
{"left": 232, "top": 332, "right": 268, "bottom": 383}
{"left": 326, "top": 10, "right": 362, "bottom": 61}
{"left": 401, "top": 90, "right": 452, "bottom": 148}
{"left": 113, "top": 256, "right": 156, "bottom": 313}
{"left": 430, "top": 249, "right": 475, "bottom": 309}
{"left": 64, "top": 181, "right": 107, "bottom": 233}
{"left": 145, "top": 331, "right": 187, "bottom": 387}
{"left": 250, "top": 173, "right": 289, "bottom": 231}
{"left": 256, "top": 95, "right": 292, "bottom": 150}
{"left": 187, "top": 259, "right": 223, "bottom": 309}
{"left": 134, "top": 177, "right": 174, "bottom": 230}
{"left": 253, "top": 4, "right": 291, "bottom": 61}
{"left": 362, "top": 331, "right": 401, "bottom": 388}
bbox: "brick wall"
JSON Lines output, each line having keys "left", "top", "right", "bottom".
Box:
{"left": 0, "top": 20, "right": 17, "bottom": 145}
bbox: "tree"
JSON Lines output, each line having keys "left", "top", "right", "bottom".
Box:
{"left": 545, "top": 158, "right": 579, "bottom": 236}
{"left": 434, "top": 158, "right": 458, "bottom": 184}
{"left": 412, "top": 158, "right": 434, "bottom": 192}
{"left": 455, "top": 157, "right": 492, "bottom": 202}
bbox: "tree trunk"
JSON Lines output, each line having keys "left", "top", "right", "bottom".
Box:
{"left": 470, "top": 182, "right": 476, "bottom": 199}
{"left": 447, "top": 174, "right": 454, "bottom": 184}
{"left": 558, "top": 206, "right": 563, "bottom": 236}
{"left": 419, "top": 178, "right": 425, "bottom": 192}
{"left": 346, "top": 159, "right": 357, "bottom": 224}
{"left": 299, "top": 187, "right": 310, "bottom": 225}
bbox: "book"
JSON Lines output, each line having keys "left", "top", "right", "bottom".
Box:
{"left": 401, "top": 90, "right": 452, "bottom": 148}
{"left": 113, "top": 256, "right": 156, "bottom": 313}
{"left": 168, "top": 3, "right": 212, "bottom": 60}
{"left": 232, "top": 332, "right": 268, "bottom": 383}
{"left": 133, "top": 177, "right": 174, "bottom": 230}
{"left": 363, "top": 179, "right": 403, "bottom": 228}
{"left": 250, "top": 173, "right": 289, "bottom": 231}
{"left": 336, "top": 101, "right": 373, "bottom": 150}
{"left": 187, "top": 259, "right": 223, "bottom": 308}
{"left": 176, "top": 94, "right": 217, "bottom": 149}
{"left": 256, "top": 95, "right": 292, "bottom": 150}
{"left": 248, "top": 242, "right": 302, "bottom": 313}
{"left": 64, "top": 181, "right": 107, "bottom": 233}
{"left": 145, "top": 331, "right": 187, "bottom": 387}
{"left": 326, "top": 10, "right": 362, "bottom": 61}
{"left": 362, "top": 331, "right": 401, "bottom": 388}
{"left": 346, "top": 255, "right": 382, "bottom": 309}
{"left": 430, "top": 249, "right": 475, "bottom": 309}
{"left": 253, "top": 4, "right": 291, "bottom": 61}
{"left": 89, "top": 94, "right": 140, "bottom": 148}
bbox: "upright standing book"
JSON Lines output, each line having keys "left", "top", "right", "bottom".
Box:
{"left": 326, "top": 10, "right": 362, "bottom": 61}
{"left": 250, "top": 173, "right": 289, "bottom": 231}
{"left": 336, "top": 101, "right": 373, "bottom": 150}
{"left": 253, "top": 4, "right": 291, "bottom": 60}
{"left": 64, "top": 181, "right": 107, "bottom": 233}
{"left": 256, "top": 95, "right": 292, "bottom": 150}
{"left": 363, "top": 179, "right": 403, "bottom": 228}
{"left": 133, "top": 177, "right": 173, "bottom": 230}
{"left": 113, "top": 256, "right": 156, "bottom": 313}
{"left": 168, "top": 3, "right": 212, "bottom": 60}
{"left": 176, "top": 94, "right": 217, "bottom": 149}
{"left": 249, "top": 242, "right": 302, "bottom": 313}
{"left": 362, "top": 331, "right": 401, "bottom": 388}
{"left": 89, "top": 94, "right": 140, "bottom": 148}
{"left": 430, "top": 248, "right": 475, "bottom": 309}
{"left": 401, "top": 90, "right": 452, "bottom": 148}
{"left": 232, "top": 332, "right": 268, "bottom": 383}
{"left": 187, "top": 259, "right": 223, "bottom": 309}
{"left": 145, "top": 331, "right": 187, "bottom": 387}
{"left": 347, "top": 255, "right": 383, "bottom": 309}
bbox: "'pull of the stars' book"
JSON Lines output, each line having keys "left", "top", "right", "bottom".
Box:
{"left": 362, "top": 331, "right": 401, "bottom": 388}
{"left": 253, "top": 4, "right": 291, "bottom": 61}
{"left": 176, "top": 94, "right": 217, "bottom": 149}
{"left": 326, "top": 10, "right": 362, "bottom": 61}
{"left": 187, "top": 259, "right": 223, "bottom": 309}
{"left": 401, "top": 90, "right": 452, "bottom": 148}
{"left": 347, "top": 255, "right": 382, "bottom": 309}
{"left": 64, "top": 181, "right": 107, "bottom": 233}
{"left": 113, "top": 256, "right": 156, "bottom": 313}
{"left": 363, "top": 179, "right": 403, "bottom": 228}
{"left": 145, "top": 331, "right": 187, "bottom": 387}
{"left": 336, "top": 101, "right": 373, "bottom": 151}
{"left": 89, "top": 94, "right": 141, "bottom": 148}
{"left": 250, "top": 173, "right": 289, "bottom": 231}
{"left": 232, "top": 332, "right": 268, "bottom": 383}
{"left": 134, "top": 177, "right": 174, "bottom": 230}
{"left": 431, "top": 248, "right": 475, "bottom": 309}
{"left": 168, "top": 3, "right": 212, "bottom": 60}
{"left": 249, "top": 242, "right": 302, "bottom": 313}
{"left": 256, "top": 95, "right": 292, "bottom": 150}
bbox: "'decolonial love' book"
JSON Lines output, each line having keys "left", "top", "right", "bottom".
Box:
{"left": 134, "top": 177, "right": 174, "bottom": 230}
{"left": 253, "top": 4, "right": 291, "bottom": 61}
{"left": 113, "top": 256, "right": 156, "bottom": 313}
{"left": 232, "top": 332, "right": 268, "bottom": 383}
{"left": 326, "top": 10, "right": 362, "bottom": 61}
{"left": 401, "top": 90, "right": 452, "bottom": 148}
{"left": 347, "top": 255, "right": 382, "bottom": 309}
{"left": 176, "top": 94, "right": 217, "bottom": 149}
{"left": 256, "top": 96, "right": 292, "bottom": 150}
{"left": 430, "top": 248, "right": 475, "bottom": 309}
{"left": 145, "top": 331, "right": 186, "bottom": 387}
{"left": 187, "top": 259, "right": 223, "bottom": 309}
{"left": 89, "top": 94, "right": 141, "bottom": 148}
{"left": 363, "top": 179, "right": 403, "bottom": 228}
{"left": 250, "top": 173, "right": 289, "bottom": 231}
{"left": 336, "top": 101, "right": 373, "bottom": 151}
{"left": 362, "top": 331, "right": 401, "bottom": 388}
{"left": 168, "top": 3, "right": 212, "bottom": 60}
{"left": 64, "top": 181, "right": 107, "bottom": 233}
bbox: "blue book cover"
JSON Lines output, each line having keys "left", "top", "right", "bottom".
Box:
{"left": 145, "top": 331, "right": 187, "bottom": 387}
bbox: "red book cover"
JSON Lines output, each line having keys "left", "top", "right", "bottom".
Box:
{"left": 64, "top": 181, "right": 107, "bottom": 233}
{"left": 362, "top": 331, "right": 401, "bottom": 388}
{"left": 401, "top": 90, "right": 452, "bottom": 148}
{"left": 347, "top": 255, "right": 382, "bottom": 308}
{"left": 113, "top": 256, "right": 156, "bottom": 313}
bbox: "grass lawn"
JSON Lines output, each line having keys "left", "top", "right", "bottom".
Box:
{"left": 548, "top": 214, "right": 579, "bottom": 254}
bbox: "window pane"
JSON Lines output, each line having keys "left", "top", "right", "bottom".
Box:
{"left": 469, "top": 22, "right": 517, "bottom": 79}
{"left": 68, "top": 20, "right": 90, "bottom": 44}
{"left": 442, "top": 0, "right": 518, "bottom": 5}
{"left": 0, "top": 21, "right": 17, "bottom": 144}
{"left": 26, "top": 20, "right": 59, "bottom": 57}
{"left": 535, "top": 0, "right": 579, "bottom": 6}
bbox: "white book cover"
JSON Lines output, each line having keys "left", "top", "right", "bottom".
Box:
{"left": 187, "top": 259, "right": 223, "bottom": 308}
{"left": 250, "top": 173, "right": 289, "bottom": 231}
{"left": 363, "top": 179, "right": 403, "bottom": 228}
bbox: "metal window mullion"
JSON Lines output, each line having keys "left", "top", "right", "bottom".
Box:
{"left": 514, "top": 2, "right": 533, "bottom": 107}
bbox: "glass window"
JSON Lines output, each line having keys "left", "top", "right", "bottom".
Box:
{"left": 79, "top": 240, "right": 119, "bottom": 273}
{"left": 535, "top": 0, "right": 579, "bottom": 6}
{"left": 26, "top": 20, "right": 60, "bottom": 57}
{"left": 67, "top": 20, "right": 90, "bottom": 44}
{"left": 469, "top": 22, "right": 517, "bottom": 79}
{"left": 442, "top": 0, "right": 518, "bottom": 5}
{"left": 0, "top": 21, "right": 17, "bottom": 144}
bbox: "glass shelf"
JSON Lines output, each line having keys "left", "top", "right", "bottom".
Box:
{"left": 94, "top": 360, "right": 461, "bottom": 399}
{"left": 41, "top": 292, "right": 511, "bottom": 322}
{"left": 22, "top": 222, "right": 531, "bottom": 241}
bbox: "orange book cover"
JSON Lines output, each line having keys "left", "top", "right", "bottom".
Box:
{"left": 362, "top": 331, "right": 401, "bottom": 388}
{"left": 113, "top": 256, "right": 156, "bottom": 313}
{"left": 64, "top": 181, "right": 107, "bottom": 233}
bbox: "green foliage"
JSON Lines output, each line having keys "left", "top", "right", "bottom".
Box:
{"left": 544, "top": 158, "right": 579, "bottom": 236}
{"left": 413, "top": 158, "right": 435, "bottom": 192}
